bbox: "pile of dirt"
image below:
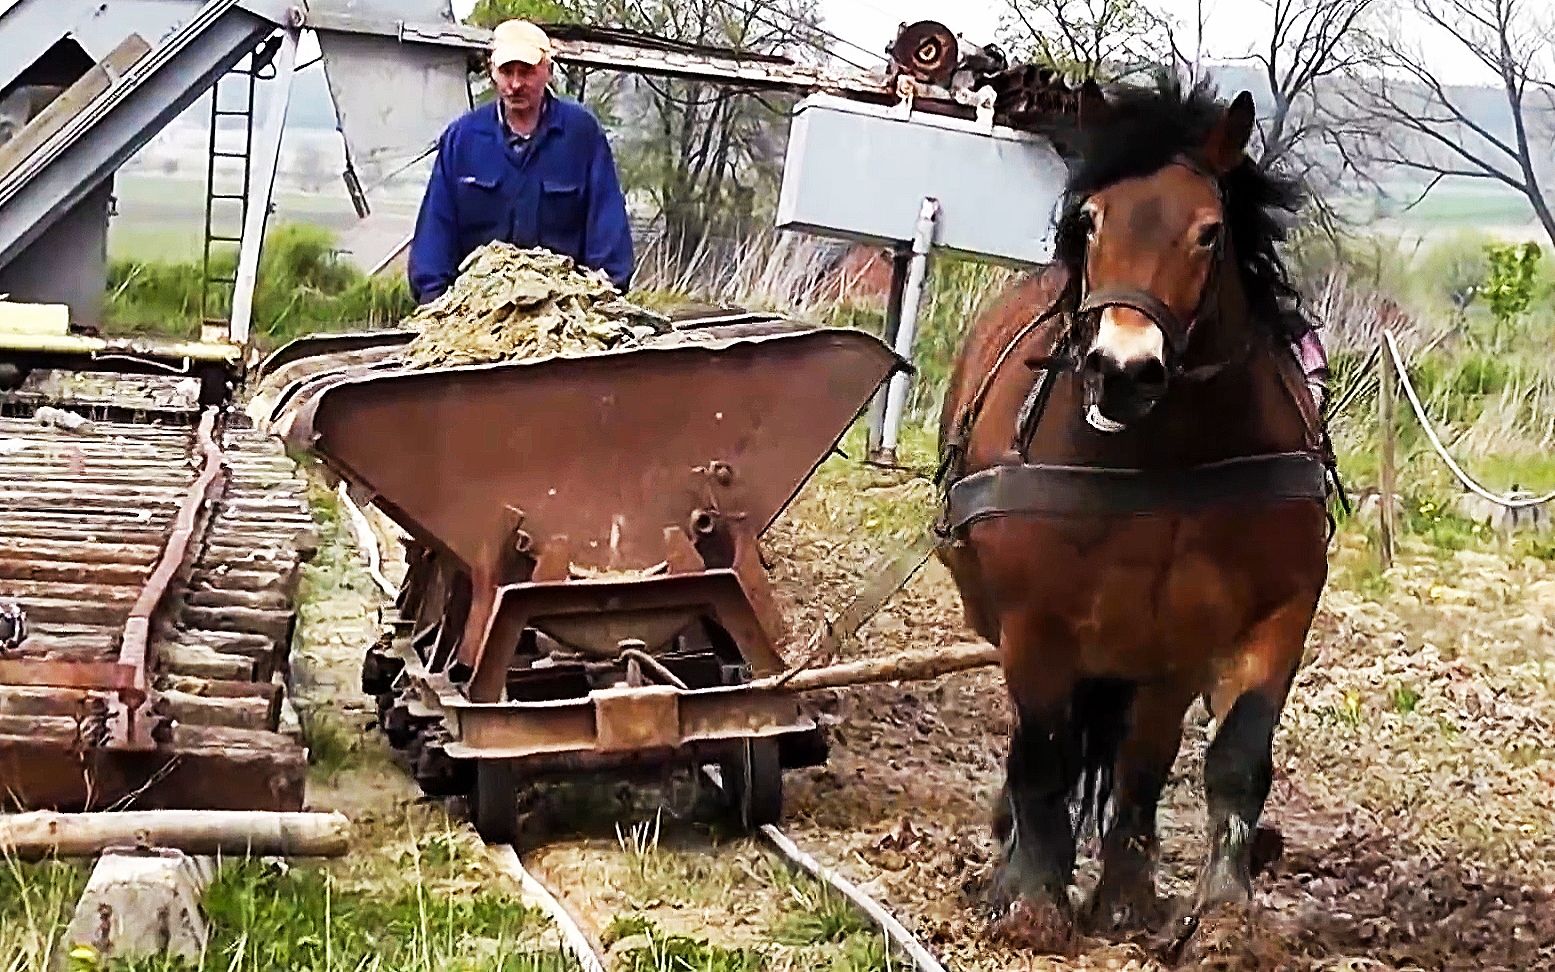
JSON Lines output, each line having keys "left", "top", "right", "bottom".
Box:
{"left": 401, "top": 242, "right": 668, "bottom": 367}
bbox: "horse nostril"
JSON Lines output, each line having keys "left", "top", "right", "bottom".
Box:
{"left": 1131, "top": 357, "right": 1168, "bottom": 393}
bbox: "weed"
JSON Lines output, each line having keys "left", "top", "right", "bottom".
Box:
{"left": 610, "top": 918, "right": 765, "bottom": 972}
{"left": 97, "top": 858, "right": 573, "bottom": 972}
{"left": 299, "top": 705, "right": 363, "bottom": 779}
{"left": 1392, "top": 683, "right": 1422, "bottom": 715}
{"left": 770, "top": 876, "right": 869, "bottom": 946}
{"left": 0, "top": 856, "right": 90, "bottom": 972}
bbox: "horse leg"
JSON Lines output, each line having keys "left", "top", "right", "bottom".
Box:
{"left": 1084, "top": 682, "right": 1195, "bottom": 933}
{"left": 1173, "top": 600, "right": 1313, "bottom": 948}
{"left": 989, "top": 617, "right": 1081, "bottom": 949}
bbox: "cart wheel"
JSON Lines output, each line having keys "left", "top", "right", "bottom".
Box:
{"left": 720, "top": 738, "right": 783, "bottom": 830}
{"left": 473, "top": 759, "right": 519, "bottom": 844}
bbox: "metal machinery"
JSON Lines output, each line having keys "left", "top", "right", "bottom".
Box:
{"left": 254, "top": 314, "right": 902, "bottom": 839}
{"left": 0, "top": 2, "right": 1078, "bottom": 831}
{"left": 0, "top": 4, "right": 1076, "bottom": 406}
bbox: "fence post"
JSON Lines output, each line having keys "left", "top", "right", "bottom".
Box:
{"left": 1377, "top": 331, "right": 1397, "bottom": 568}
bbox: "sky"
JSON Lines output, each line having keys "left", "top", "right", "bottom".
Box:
{"left": 814, "top": 0, "right": 1495, "bottom": 85}
{"left": 434, "top": 0, "right": 1497, "bottom": 86}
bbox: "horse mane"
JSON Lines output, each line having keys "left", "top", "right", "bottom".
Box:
{"left": 1049, "top": 70, "right": 1312, "bottom": 343}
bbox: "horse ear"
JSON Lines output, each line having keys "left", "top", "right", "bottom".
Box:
{"left": 1202, "top": 90, "right": 1256, "bottom": 174}
{"left": 1077, "top": 78, "right": 1110, "bottom": 129}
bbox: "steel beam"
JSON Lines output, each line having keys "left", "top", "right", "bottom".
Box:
{"left": 0, "top": 0, "right": 294, "bottom": 271}
{"left": 301, "top": 10, "right": 889, "bottom": 96}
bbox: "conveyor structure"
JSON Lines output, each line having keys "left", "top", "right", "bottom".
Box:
{"left": 0, "top": 2, "right": 1074, "bottom": 406}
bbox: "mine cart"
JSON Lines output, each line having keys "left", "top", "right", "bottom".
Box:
{"left": 261, "top": 316, "right": 902, "bottom": 840}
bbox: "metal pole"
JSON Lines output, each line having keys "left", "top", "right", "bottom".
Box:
{"left": 229, "top": 26, "right": 300, "bottom": 349}
{"left": 877, "top": 197, "right": 939, "bottom": 466}
{"left": 866, "top": 244, "right": 912, "bottom": 462}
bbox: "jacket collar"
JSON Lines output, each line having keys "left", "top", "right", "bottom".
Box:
{"left": 490, "top": 89, "right": 564, "bottom": 142}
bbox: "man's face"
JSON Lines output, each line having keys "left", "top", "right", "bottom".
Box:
{"left": 491, "top": 57, "right": 550, "bottom": 116}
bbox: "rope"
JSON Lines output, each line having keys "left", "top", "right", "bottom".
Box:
{"left": 1382, "top": 329, "right": 1555, "bottom": 510}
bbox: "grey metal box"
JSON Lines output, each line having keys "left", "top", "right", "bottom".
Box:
{"left": 775, "top": 93, "right": 1069, "bottom": 267}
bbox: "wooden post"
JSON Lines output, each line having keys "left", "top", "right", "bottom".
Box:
{"left": 1378, "top": 332, "right": 1397, "bottom": 568}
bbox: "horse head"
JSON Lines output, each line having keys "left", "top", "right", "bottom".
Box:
{"left": 1057, "top": 79, "right": 1262, "bottom": 434}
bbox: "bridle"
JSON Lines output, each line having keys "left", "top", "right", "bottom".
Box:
{"left": 937, "top": 154, "right": 1235, "bottom": 486}
{"left": 1069, "top": 155, "right": 1231, "bottom": 381}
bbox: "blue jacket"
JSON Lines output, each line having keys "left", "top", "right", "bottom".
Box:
{"left": 408, "top": 93, "right": 634, "bottom": 302}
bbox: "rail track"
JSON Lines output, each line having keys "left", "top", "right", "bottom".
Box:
{"left": 0, "top": 374, "right": 316, "bottom": 812}
{"left": 0, "top": 367, "right": 955, "bottom": 967}
{"left": 335, "top": 488, "right": 953, "bottom": 971}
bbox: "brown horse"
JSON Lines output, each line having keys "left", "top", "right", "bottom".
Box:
{"left": 935, "top": 74, "right": 1333, "bottom": 952}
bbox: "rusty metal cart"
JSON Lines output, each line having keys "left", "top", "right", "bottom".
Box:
{"left": 261, "top": 316, "right": 902, "bottom": 840}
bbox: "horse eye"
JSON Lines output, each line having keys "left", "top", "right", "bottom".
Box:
{"left": 1196, "top": 222, "right": 1223, "bottom": 248}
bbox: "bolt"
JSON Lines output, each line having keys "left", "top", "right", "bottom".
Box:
{"left": 689, "top": 509, "right": 717, "bottom": 535}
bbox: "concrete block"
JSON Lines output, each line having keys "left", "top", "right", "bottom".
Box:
{"left": 58, "top": 848, "right": 215, "bottom": 968}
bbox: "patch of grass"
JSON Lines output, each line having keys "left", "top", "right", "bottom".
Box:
{"left": 92, "top": 849, "right": 572, "bottom": 972}
{"left": 1403, "top": 494, "right": 1490, "bottom": 553}
{"left": 610, "top": 815, "right": 745, "bottom": 909}
{"left": 104, "top": 222, "right": 414, "bottom": 347}
{"left": 0, "top": 856, "right": 91, "bottom": 972}
{"left": 607, "top": 918, "right": 765, "bottom": 972}
{"left": 769, "top": 873, "right": 869, "bottom": 946}
{"left": 299, "top": 705, "right": 365, "bottom": 780}
{"left": 1391, "top": 683, "right": 1422, "bottom": 715}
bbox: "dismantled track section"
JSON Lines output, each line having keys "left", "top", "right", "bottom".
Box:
{"left": 0, "top": 385, "right": 316, "bottom": 811}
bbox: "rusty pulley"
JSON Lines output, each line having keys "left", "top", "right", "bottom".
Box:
{"left": 890, "top": 20, "right": 959, "bottom": 88}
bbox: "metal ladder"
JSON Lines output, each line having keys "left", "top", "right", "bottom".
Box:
{"left": 198, "top": 37, "right": 280, "bottom": 342}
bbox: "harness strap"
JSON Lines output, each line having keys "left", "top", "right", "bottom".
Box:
{"left": 943, "top": 451, "right": 1329, "bottom": 535}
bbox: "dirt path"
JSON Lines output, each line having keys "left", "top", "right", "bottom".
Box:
{"left": 764, "top": 461, "right": 1555, "bottom": 971}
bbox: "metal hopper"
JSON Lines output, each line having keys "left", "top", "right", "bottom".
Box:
{"left": 267, "top": 320, "right": 902, "bottom": 836}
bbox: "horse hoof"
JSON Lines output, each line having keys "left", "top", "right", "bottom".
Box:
{"left": 1250, "top": 823, "right": 1285, "bottom": 877}
{"left": 988, "top": 897, "right": 1077, "bottom": 955}
{"left": 1083, "top": 885, "right": 1166, "bottom": 935}
{"left": 1151, "top": 912, "right": 1199, "bottom": 966}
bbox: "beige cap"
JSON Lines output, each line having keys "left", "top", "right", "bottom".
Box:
{"left": 491, "top": 19, "right": 552, "bottom": 66}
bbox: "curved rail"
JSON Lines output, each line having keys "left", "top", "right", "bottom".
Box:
{"left": 114, "top": 406, "right": 226, "bottom": 744}
{"left": 488, "top": 844, "right": 608, "bottom": 972}
{"left": 702, "top": 766, "right": 950, "bottom": 972}
{"left": 338, "top": 482, "right": 950, "bottom": 971}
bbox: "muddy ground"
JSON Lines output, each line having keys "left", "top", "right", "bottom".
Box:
{"left": 763, "top": 457, "right": 1555, "bottom": 971}
{"left": 283, "top": 440, "right": 1555, "bottom": 971}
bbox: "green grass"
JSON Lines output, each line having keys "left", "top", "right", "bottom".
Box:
{"left": 105, "top": 222, "right": 414, "bottom": 347}
{"left": 0, "top": 857, "right": 92, "bottom": 972}
{"left": 85, "top": 855, "right": 574, "bottom": 972}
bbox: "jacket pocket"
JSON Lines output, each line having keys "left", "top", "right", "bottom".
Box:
{"left": 453, "top": 173, "right": 505, "bottom": 241}
{"left": 538, "top": 180, "right": 585, "bottom": 249}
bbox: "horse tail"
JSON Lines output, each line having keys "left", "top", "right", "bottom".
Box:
{"left": 1067, "top": 677, "right": 1136, "bottom": 841}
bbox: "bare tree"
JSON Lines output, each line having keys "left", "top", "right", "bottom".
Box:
{"left": 998, "top": 0, "right": 1172, "bottom": 82}
{"left": 1243, "top": 0, "right": 1378, "bottom": 168}
{"left": 1340, "top": 0, "right": 1555, "bottom": 247}
{"left": 595, "top": 0, "right": 826, "bottom": 253}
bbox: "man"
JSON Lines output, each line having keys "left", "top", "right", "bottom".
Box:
{"left": 408, "top": 20, "right": 634, "bottom": 303}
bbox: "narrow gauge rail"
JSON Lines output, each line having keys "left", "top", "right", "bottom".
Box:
{"left": 0, "top": 378, "right": 316, "bottom": 811}
{"left": 335, "top": 478, "right": 953, "bottom": 972}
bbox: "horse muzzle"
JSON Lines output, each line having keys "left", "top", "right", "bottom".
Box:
{"left": 1081, "top": 345, "right": 1168, "bottom": 432}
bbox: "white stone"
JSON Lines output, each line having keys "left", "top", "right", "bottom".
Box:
{"left": 58, "top": 848, "right": 215, "bottom": 967}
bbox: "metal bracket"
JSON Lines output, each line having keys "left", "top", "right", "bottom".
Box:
{"left": 891, "top": 76, "right": 918, "bottom": 120}
{"left": 972, "top": 85, "right": 997, "bottom": 134}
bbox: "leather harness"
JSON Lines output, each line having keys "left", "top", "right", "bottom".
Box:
{"left": 934, "top": 156, "right": 1342, "bottom": 540}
